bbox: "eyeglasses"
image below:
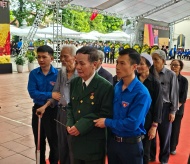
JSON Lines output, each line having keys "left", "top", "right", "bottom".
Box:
{"left": 170, "top": 64, "right": 180, "bottom": 67}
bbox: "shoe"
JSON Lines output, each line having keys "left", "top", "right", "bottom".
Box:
{"left": 170, "top": 150, "right": 176, "bottom": 155}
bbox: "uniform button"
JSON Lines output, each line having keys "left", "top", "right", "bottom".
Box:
{"left": 91, "top": 102, "right": 94, "bottom": 105}
{"left": 78, "top": 110, "right": 80, "bottom": 113}
{"left": 72, "top": 97, "right": 74, "bottom": 100}
{"left": 80, "top": 100, "right": 83, "bottom": 103}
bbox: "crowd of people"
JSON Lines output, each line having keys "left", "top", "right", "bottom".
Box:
{"left": 27, "top": 44, "right": 188, "bottom": 164}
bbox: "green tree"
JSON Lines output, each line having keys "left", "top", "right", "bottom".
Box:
{"left": 62, "top": 9, "right": 90, "bottom": 32}
{"left": 89, "top": 14, "right": 106, "bottom": 33}
{"left": 103, "top": 16, "right": 123, "bottom": 32}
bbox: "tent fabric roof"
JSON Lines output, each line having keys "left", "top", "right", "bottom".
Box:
{"left": 69, "top": 0, "right": 190, "bottom": 23}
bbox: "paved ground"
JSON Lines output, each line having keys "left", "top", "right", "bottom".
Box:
{"left": 0, "top": 59, "right": 189, "bottom": 163}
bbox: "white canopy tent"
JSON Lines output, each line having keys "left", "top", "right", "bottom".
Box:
{"left": 10, "top": 25, "right": 28, "bottom": 37}
{"left": 79, "top": 33, "right": 98, "bottom": 40}
{"left": 86, "top": 31, "right": 104, "bottom": 38}
{"left": 99, "top": 30, "right": 130, "bottom": 41}
{"left": 37, "top": 25, "right": 80, "bottom": 36}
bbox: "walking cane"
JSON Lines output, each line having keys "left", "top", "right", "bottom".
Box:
{"left": 36, "top": 112, "right": 41, "bottom": 164}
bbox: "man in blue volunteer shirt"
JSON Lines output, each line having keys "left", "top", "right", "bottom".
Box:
{"left": 94, "top": 48, "right": 151, "bottom": 164}
{"left": 103, "top": 43, "right": 110, "bottom": 63}
{"left": 27, "top": 45, "right": 59, "bottom": 164}
{"left": 16, "top": 39, "right": 23, "bottom": 55}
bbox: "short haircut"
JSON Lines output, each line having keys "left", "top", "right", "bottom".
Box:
{"left": 76, "top": 46, "right": 98, "bottom": 63}
{"left": 97, "top": 50, "right": 104, "bottom": 62}
{"left": 61, "top": 45, "right": 77, "bottom": 56}
{"left": 119, "top": 48, "right": 140, "bottom": 65}
{"left": 171, "top": 59, "right": 184, "bottom": 71}
{"left": 37, "top": 45, "right": 54, "bottom": 56}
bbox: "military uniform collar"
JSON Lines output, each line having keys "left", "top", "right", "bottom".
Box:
{"left": 83, "top": 71, "right": 96, "bottom": 87}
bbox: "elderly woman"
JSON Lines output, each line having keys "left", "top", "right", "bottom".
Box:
{"left": 150, "top": 50, "right": 179, "bottom": 164}
{"left": 170, "top": 59, "right": 188, "bottom": 155}
{"left": 137, "top": 53, "right": 163, "bottom": 164}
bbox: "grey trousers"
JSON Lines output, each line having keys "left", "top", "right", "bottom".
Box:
{"left": 56, "top": 106, "right": 74, "bottom": 164}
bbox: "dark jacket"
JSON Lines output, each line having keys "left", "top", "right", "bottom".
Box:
{"left": 176, "top": 74, "right": 188, "bottom": 115}
{"left": 98, "top": 66, "right": 113, "bottom": 85}
{"left": 137, "top": 74, "right": 163, "bottom": 130}
{"left": 67, "top": 73, "right": 113, "bottom": 161}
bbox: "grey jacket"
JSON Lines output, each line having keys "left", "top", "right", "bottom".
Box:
{"left": 50, "top": 68, "right": 78, "bottom": 107}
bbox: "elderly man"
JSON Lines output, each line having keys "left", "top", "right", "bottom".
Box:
{"left": 66, "top": 46, "right": 113, "bottom": 164}
{"left": 96, "top": 50, "right": 113, "bottom": 84}
{"left": 150, "top": 50, "right": 179, "bottom": 164}
{"left": 37, "top": 45, "right": 77, "bottom": 164}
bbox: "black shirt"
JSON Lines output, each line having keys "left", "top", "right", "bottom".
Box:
{"left": 177, "top": 74, "right": 188, "bottom": 115}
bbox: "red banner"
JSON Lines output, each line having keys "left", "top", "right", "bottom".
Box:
{"left": 0, "top": 0, "right": 10, "bottom": 56}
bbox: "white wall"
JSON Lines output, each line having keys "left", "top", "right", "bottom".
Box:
{"left": 172, "top": 20, "right": 190, "bottom": 49}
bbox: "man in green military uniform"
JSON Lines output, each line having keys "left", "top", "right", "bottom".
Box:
{"left": 66, "top": 46, "right": 113, "bottom": 164}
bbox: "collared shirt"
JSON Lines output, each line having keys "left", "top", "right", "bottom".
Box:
{"left": 159, "top": 67, "right": 179, "bottom": 114}
{"left": 105, "top": 76, "right": 151, "bottom": 137}
{"left": 83, "top": 71, "right": 95, "bottom": 87}
{"left": 27, "top": 66, "right": 58, "bottom": 106}
{"left": 50, "top": 68, "right": 78, "bottom": 107}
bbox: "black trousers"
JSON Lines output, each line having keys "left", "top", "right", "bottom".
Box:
{"left": 170, "top": 114, "right": 183, "bottom": 152}
{"left": 142, "top": 134, "right": 151, "bottom": 164}
{"left": 109, "top": 53, "right": 114, "bottom": 64}
{"left": 107, "top": 138, "right": 143, "bottom": 164}
{"left": 73, "top": 158, "right": 104, "bottom": 164}
{"left": 104, "top": 52, "right": 109, "bottom": 63}
{"left": 57, "top": 106, "right": 74, "bottom": 164}
{"left": 150, "top": 103, "right": 172, "bottom": 163}
{"left": 32, "top": 104, "right": 58, "bottom": 164}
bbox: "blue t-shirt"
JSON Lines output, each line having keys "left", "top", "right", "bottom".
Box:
{"left": 104, "top": 46, "right": 110, "bottom": 53}
{"left": 17, "top": 41, "right": 22, "bottom": 49}
{"left": 27, "top": 65, "right": 58, "bottom": 106}
{"left": 105, "top": 76, "right": 151, "bottom": 137}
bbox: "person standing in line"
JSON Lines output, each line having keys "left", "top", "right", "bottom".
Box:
{"left": 104, "top": 43, "right": 111, "bottom": 63}
{"left": 37, "top": 45, "right": 78, "bottom": 164}
{"left": 66, "top": 46, "right": 113, "bottom": 164}
{"left": 96, "top": 50, "right": 113, "bottom": 84}
{"left": 170, "top": 59, "right": 188, "bottom": 155}
{"left": 137, "top": 53, "right": 163, "bottom": 164}
{"left": 94, "top": 48, "right": 152, "bottom": 164}
{"left": 110, "top": 44, "right": 115, "bottom": 64}
{"left": 118, "top": 43, "right": 124, "bottom": 52}
{"left": 27, "top": 45, "right": 59, "bottom": 164}
{"left": 170, "top": 45, "right": 177, "bottom": 60}
{"left": 150, "top": 50, "right": 179, "bottom": 164}
{"left": 16, "top": 39, "right": 23, "bottom": 55}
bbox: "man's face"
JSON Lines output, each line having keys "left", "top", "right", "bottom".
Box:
{"left": 152, "top": 53, "right": 164, "bottom": 71}
{"left": 116, "top": 54, "right": 137, "bottom": 79}
{"left": 60, "top": 48, "right": 75, "bottom": 71}
{"left": 75, "top": 53, "right": 97, "bottom": 81}
{"left": 37, "top": 52, "right": 53, "bottom": 68}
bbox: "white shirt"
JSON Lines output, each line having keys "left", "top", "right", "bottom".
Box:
{"left": 82, "top": 71, "right": 96, "bottom": 87}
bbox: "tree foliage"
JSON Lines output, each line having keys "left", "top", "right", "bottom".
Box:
{"left": 10, "top": 1, "right": 124, "bottom": 33}
{"left": 62, "top": 8, "right": 123, "bottom": 33}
